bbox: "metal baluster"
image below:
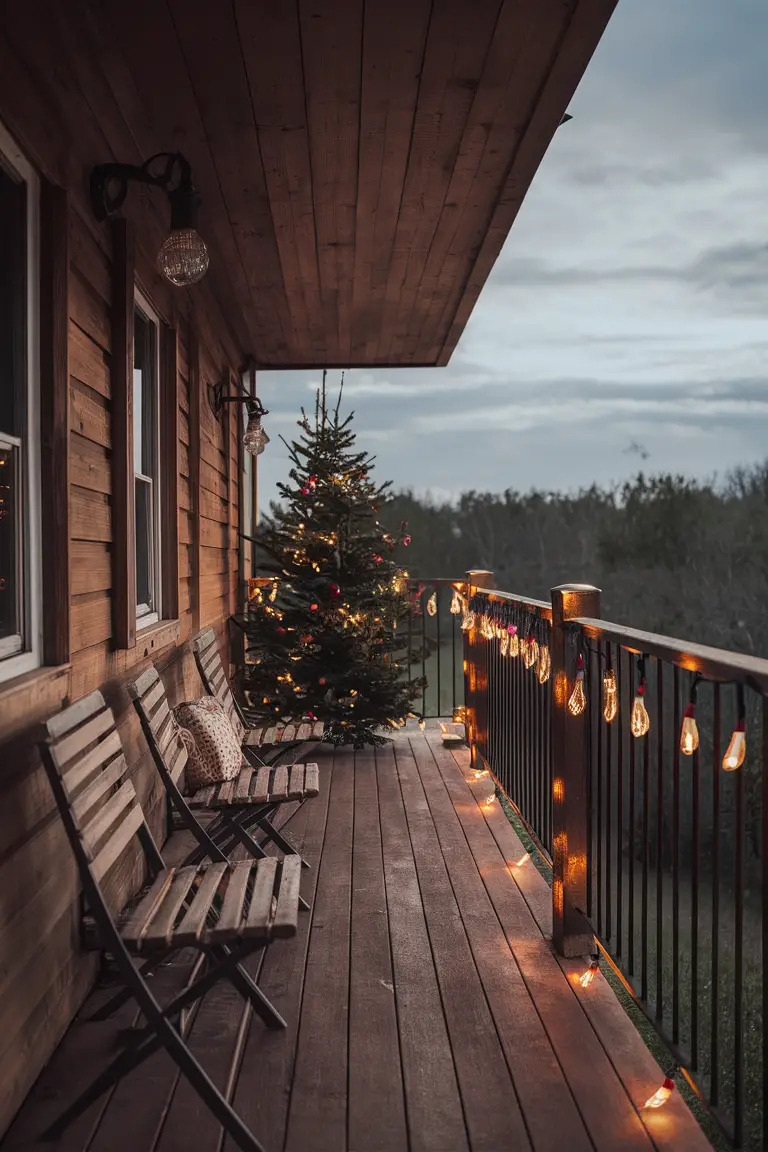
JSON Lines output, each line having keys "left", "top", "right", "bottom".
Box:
{"left": 436, "top": 586, "right": 442, "bottom": 718}
{"left": 629, "top": 655, "right": 636, "bottom": 976}
{"left": 641, "top": 673, "right": 650, "bottom": 1002}
{"left": 605, "top": 640, "right": 613, "bottom": 948}
{"left": 596, "top": 642, "right": 604, "bottom": 938}
{"left": 421, "top": 592, "right": 427, "bottom": 717}
{"left": 761, "top": 694, "right": 768, "bottom": 1151}
{"left": 672, "top": 664, "right": 681, "bottom": 1046}
{"left": 734, "top": 705, "right": 745, "bottom": 1146}
{"left": 451, "top": 600, "right": 457, "bottom": 717}
{"left": 617, "top": 648, "right": 624, "bottom": 959}
{"left": 710, "top": 683, "right": 720, "bottom": 1107}
{"left": 655, "top": 658, "right": 664, "bottom": 1022}
{"left": 691, "top": 678, "right": 700, "bottom": 1070}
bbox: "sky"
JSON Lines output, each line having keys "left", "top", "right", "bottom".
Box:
{"left": 256, "top": 0, "right": 768, "bottom": 510}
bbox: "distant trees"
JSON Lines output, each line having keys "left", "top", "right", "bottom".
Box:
{"left": 384, "top": 463, "right": 768, "bottom": 659}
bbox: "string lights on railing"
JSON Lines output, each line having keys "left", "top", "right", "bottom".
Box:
{"left": 568, "top": 652, "right": 587, "bottom": 716}
{"left": 679, "top": 673, "right": 701, "bottom": 756}
{"left": 579, "top": 954, "right": 600, "bottom": 988}
{"left": 450, "top": 589, "right": 462, "bottom": 614}
{"left": 642, "top": 1066, "right": 677, "bottom": 1110}
{"left": 631, "top": 657, "right": 651, "bottom": 738}
{"left": 723, "top": 684, "right": 747, "bottom": 771}
{"left": 426, "top": 590, "right": 437, "bottom": 616}
{"left": 602, "top": 665, "right": 618, "bottom": 723}
{"left": 537, "top": 643, "right": 551, "bottom": 684}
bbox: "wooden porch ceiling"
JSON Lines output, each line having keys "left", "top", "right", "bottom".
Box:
{"left": 101, "top": 0, "right": 616, "bottom": 367}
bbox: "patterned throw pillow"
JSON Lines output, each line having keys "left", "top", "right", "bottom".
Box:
{"left": 173, "top": 697, "right": 244, "bottom": 791}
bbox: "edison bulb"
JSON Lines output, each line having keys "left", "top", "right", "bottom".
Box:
{"left": 602, "top": 669, "right": 618, "bottom": 723}
{"left": 679, "top": 704, "right": 699, "bottom": 755}
{"left": 568, "top": 675, "right": 587, "bottom": 716}
{"left": 537, "top": 644, "right": 551, "bottom": 684}
{"left": 484, "top": 792, "right": 496, "bottom": 808}
{"left": 461, "top": 611, "right": 475, "bottom": 632}
{"left": 509, "top": 633, "right": 520, "bottom": 658}
{"left": 579, "top": 961, "right": 599, "bottom": 989}
{"left": 643, "top": 1079, "right": 674, "bottom": 1110}
{"left": 631, "top": 693, "right": 650, "bottom": 737}
{"left": 522, "top": 638, "right": 539, "bottom": 669}
{"left": 426, "top": 591, "right": 437, "bottom": 617}
{"left": 723, "top": 721, "right": 746, "bottom": 770}
{"left": 500, "top": 633, "right": 509, "bottom": 657}
{"left": 450, "top": 590, "right": 462, "bottom": 614}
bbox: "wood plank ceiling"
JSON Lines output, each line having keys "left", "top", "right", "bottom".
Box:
{"left": 101, "top": 0, "right": 617, "bottom": 367}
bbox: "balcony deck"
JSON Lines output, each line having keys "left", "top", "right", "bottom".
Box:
{"left": 3, "top": 729, "right": 709, "bottom": 1152}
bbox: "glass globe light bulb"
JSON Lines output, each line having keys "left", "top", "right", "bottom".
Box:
{"left": 679, "top": 703, "right": 699, "bottom": 755}
{"left": 631, "top": 692, "right": 651, "bottom": 738}
{"left": 244, "top": 413, "right": 270, "bottom": 456}
{"left": 568, "top": 674, "right": 587, "bottom": 716}
{"left": 722, "top": 722, "right": 746, "bottom": 770}
{"left": 537, "top": 644, "right": 551, "bottom": 684}
{"left": 157, "top": 228, "right": 209, "bottom": 286}
{"left": 602, "top": 669, "right": 618, "bottom": 723}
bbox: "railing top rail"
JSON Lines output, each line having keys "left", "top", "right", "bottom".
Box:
{"left": 484, "top": 589, "right": 553, "bottom": 620}
{"left": 405, "top": 577, "right": 464, "bottom": 585}
{"left": 573, "top": 615, "right": 768, "bottom": 693}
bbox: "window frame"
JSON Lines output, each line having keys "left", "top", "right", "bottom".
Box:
{"left": 0, "top": 118, "right": 42, "bottom": 685}
{"left": 133, "top": 288, "right": 162, "bottom": 632}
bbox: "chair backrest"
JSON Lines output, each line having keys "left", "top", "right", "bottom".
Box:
{"left": 127, "top": 665, "right": 188, "bottom": 793}
{"left": 191, "top": 627, "right": 245, "bottom": 740}
{"left": 40, "top": 691, "right": 158, "bottom": 912}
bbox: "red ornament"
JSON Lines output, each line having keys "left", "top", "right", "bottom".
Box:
{"left": 310, "top": 603, "right": 319, "bottom": 611}
{"left": 309, "top": 476, "right": 317, "bottom": 488}
{"left": 403, "top": 535, "right": 411, "bottom": 547}
{"left": 319, "top": 677, "right": 326, "bottom": 686}
{"left": 373, "top": 554, "right": 383, "bottom": 563}
{"left": 307, "top": 712, "right": 317, "bottom": 721}
{"left": 301, "top": 486, "right": 310, "bottom": 495}
{"left": 277, "top": 627, "right": 286, "bottom": 634}
{"left": 329, "top": 583, "right": 340, "bottom": 597}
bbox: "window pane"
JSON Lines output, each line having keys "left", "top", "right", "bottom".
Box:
{"left": 133, "top": 308, "right": 156, "bottom": 479}
{"left": 0, "top": 164, "right": 26, "bottom": 437}
{"left": 0, "top": 442, "right": 20, "bottom": 645}
{"left": 135, "top": 476, "right": 153, "bottom": 615}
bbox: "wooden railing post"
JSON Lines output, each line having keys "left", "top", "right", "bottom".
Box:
{"left": 550, "top": 583, "right": 601, "bottom": 957}
{"left": 464, "top": 570, "right": 494, "bottom": 770}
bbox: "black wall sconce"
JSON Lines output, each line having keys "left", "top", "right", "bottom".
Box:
{"left": 210, "top": 361, "right": 270, "bottom": 457}
{"left": 90, "top": 151, "right": 209, "bottom": 287}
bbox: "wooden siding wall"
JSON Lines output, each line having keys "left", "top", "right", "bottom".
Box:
{"left": 0, "top": 22, "right": 245, "bottom": 1136}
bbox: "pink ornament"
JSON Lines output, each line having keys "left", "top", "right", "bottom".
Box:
{"left": 329, "top": 583, "right": 340, "bottom": 597}
{"left": 301, "top": 487, "right": 310, "bottom": 495}
{"left": 403, "top": 536, "right": 411, "bottom": 546}
{"left": 507, "top": 624, "right": 517, "bottom": 635}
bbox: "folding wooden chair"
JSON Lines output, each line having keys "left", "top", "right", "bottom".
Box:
{"left": 191, "top": 627, "right": 326, "bottom": 762}
{"left": 38, "top": 690, "right": 300, "bottom": 1152}
{"left": 127, "top": 666, "right": 315, "bottom": 909}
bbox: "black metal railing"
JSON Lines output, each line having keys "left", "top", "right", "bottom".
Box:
{"left": 405, "top": 578, "right": 464, "bottom": 718}
{"left": 572, "top": 617, "right": 768, "bottom": 1149}
{"left": 464, "top": 578, "right": 768, "bottom": 1149}
{"left": 481, "top": 591, "right": 554, "bottom": 857}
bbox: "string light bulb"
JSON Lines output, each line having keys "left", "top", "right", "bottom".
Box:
{"left": 602, "top": 668, "right": 618, "bottom": 723}
{"left": 522, "top": 636, "right": 539, "bottom": 669}
{"left": 631, "top": 664, "right": 650, "bottom": 738}
{"left": 500, "top": 633, "right": 509, "bottom": 657}
{"left": 568, "top": 653, "right": 587, "bottom": 716}
{"left": 461, "top": 611, "right": 475, "bottom": 633}
{"left": 537, "top": 644, "right": 551, "bottom": 684}
{"left": 484, "top": 791, "right": 496, "bottom": 808}
{"left": 642, "top": 1077, "right": 675, "bottom": 1110}
{"left": 579, "top": 957, "right": 600, "bottom": 988}
{"left": 426, "top": 591, "right": 437, "bottom": 617}
{"left": 509, "top": 632, "right": 520, "bottom": 658}
{"left": 450, "top": 589, "right": 462, "bottom": 614}
{"left": 679, "top": 675, "right": 700, "bottom": 756}
{"left": 723, "top": 684, "right": 746, "bottom": 771}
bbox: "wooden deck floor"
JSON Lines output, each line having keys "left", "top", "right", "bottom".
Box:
{"left": 3, "top": 731, "right": 710, "bottom": 1152}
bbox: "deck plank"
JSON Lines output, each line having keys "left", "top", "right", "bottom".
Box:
{"left": 411, "top": 735, "right": 592, "bottom": 1152}
{"left": 375, "top": 741, "right": 468, "bottom": 1152}
{"left": 283, "top": 751, "right": 354, "bottom": 1152}
{"left": 348, "top": 749, "right": 408, "bottom": 1151}
{"left": 393, "top": 738, "right": 531, "bottom": 1151}
{"left": 428, "top": 735, "right": 656, "bottom": 1152}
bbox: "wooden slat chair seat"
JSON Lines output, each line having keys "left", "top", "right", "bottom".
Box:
{"left": 39, "top": 690, "right": 300, "bottom": 1152}
{"left": 127, "top": 667, "right": 314, "bottom": 906}
{"left": 190, "top": 627, "right": 326, "bottom": 760}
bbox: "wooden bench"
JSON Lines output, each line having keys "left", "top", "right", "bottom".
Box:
{"left": 127, "top": 666, "right": 317, "bottom": 909}
{"left": 39, "top": 689, "right": 299, "bottom": 1152}
{"left": 191, "top": 626, "right": 326, "bottom": 757}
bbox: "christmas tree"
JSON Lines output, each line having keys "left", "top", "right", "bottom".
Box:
{"left": 242, "top": 373, "right": 426, "bottom": 747}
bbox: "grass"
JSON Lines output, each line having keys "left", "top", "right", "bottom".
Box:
{"left": 497, "top": 789, "right": 732, "bottom": 1152}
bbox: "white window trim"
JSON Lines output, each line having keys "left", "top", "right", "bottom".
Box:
{"left": 133, "top": 288, "right": 162, "bottom": 633}
{"left": 0, "top": 119, "right": 41, "bottom": 685}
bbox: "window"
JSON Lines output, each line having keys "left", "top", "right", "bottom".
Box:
{"left": 0, "top": 121, "right": 41, "bottom": 683}
{"left": 133, "top": 292, "right": 161, "bottom": 628}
